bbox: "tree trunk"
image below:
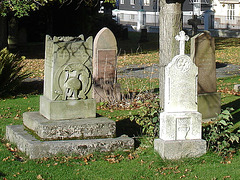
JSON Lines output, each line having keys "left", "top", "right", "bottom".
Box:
{"left": 159, "top": 0, "right": 182, "bottom": 109}
{"left": 0, "top": 16, "right": 8, "bottom": 49}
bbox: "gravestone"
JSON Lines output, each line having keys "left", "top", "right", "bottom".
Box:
{"left": 154, "top": 31, "right": 206, "bottom": 160}
{"left": 93, "top": 27, "right": 121, "bottom": 102}
{"left": 6, "top": 35, "right": 134, "bottom": 159}
{"left": 191, "top": 31, "right": 221, "bottom": 121}
{"left": 188, "top": 15, "right": 201, "bottom": 36}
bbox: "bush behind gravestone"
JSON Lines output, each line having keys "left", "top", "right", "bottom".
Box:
{"left": 202, "top": 108, "right": 240, "bottom": 157}
{"left": 0, "top": 48, "right": 30, "bottom": 96}
{"left": 130, "top": 97, "right": 161, "bottom": 140}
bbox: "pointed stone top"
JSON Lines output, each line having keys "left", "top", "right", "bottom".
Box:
{"left": 175, "top": 31, "right": 189, "bottom": 55}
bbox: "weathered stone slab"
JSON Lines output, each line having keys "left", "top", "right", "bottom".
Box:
{"left": 93, "top": 27, "right": 117, "bottom": 83}
{"left": 6, "top": 125, "right": 134, "bottom": 159}
{"left": 198, "top": 93, "right": 221, "bottom": 121}
{"left": 154, "top": 138, "right": 206, "bottom": 160}
{"left": 40, "top": 96, "right": 96, "bottom": 120}
{"left": 164, "top": 54, "right": 198, "bottom": 112}
{"left": 23, "top": 112, "right": 115, "bottom": 140}
{"left": 191, "top": 31, "right": 216, "bottom": 94}
{"left": 92, "top": 27, "right": 121, "bottom": 102}
{"left": 191, "top": 31, "right": 221, "bottom": 121}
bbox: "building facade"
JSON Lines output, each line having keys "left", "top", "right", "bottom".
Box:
{"left": 112, "top": 0, "right": 240, "bottom": 31}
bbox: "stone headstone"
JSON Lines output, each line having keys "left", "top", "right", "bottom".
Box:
{"left": 191, "top": 31, "right": 216, "bottom": 94}
{"left": 191, "top": 31, "right": 221, "bottom": 121}
{"left": 93, "top": 27, "right": 121, "bottom": 102}
{"left": 154, "top": 31, "right": 206, "bottom": 160}
{"left": 6, "top": 34, "right": 134, "bottom": 159}
{"left": 40, "top": 35, "right": 95, "bottom": 120}
{"left": 163, "top": 54, "right": 198, "bottom": 113}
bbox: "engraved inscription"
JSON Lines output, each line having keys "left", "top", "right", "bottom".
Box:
{"left": 176, "top": 117, "right": 191, "bottom": 140}
{"left": 97, "top": 50, "right": 116, "bottom": 80}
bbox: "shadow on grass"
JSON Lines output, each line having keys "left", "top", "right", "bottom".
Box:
{"left": 222, "top": 98, "right": 240, "bottom": 123}
{"left": 17, "top": 79, "right": 43, "bottom": 95}
{"left": 216, "top": 62, "right": 228, "bottom": 69}
{"left": 116, "top": 118, "right": 142, "bottom": 138}
{"left": 215, "top": 37, "right": 240, "bottom": 50}
{"left": 0, "top": 172, "right": 6, "bottom": 177}
{"left": 116, "top": 118, "right": 142, "bottom": 149}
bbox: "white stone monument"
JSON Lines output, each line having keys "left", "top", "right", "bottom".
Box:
{"left": 154, "top": 31, "right": 206, "bottom": 160}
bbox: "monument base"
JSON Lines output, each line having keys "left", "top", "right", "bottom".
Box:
{"left": 23, "top": 112, "right": 116, "bottom": 140}
{"left": 154, "top": 138, "right": 206, "bottom": 160}
{"left": 40, "top": 96, "right": 96, "bottom": 120}
{"left": 6, "top": 125, "right": 134, "bottom": 159}
{"left": 198, "top": 92, "right": 221, "bottom": 122}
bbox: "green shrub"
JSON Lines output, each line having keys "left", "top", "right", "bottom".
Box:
{"left": 0, "top": 48, "right": 30, "bottom": 96}
{"left": 130, "top": 97, "right": 160, "bottom": 140}
{"left": 203, "top": 108, "right": 240, "bottom": 157}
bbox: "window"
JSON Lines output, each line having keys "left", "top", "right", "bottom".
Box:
{"left": 227, "top": 4, "right": 235, "bottom": 20}
{"left": 120, "top": 13, "right": 124, "bottom": 19}
{"left": 130, "top": 14, "right": 135, "bottom": 20}
{"left": 144, "top": 0, "right": 150, "bottom": 6}
{"left": 120, "top": 0, "right": 124, "bottom": 4}
{"left": 130, "top": 0, "right": 135, "bottom": 5}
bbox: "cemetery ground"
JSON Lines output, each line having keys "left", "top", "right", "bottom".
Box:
{"left": 0, "top": 33, "right": 240, "bottom": 179}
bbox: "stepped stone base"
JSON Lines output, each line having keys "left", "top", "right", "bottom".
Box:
{"left": 6, "top": 125, "right": 134, "bottom": 159}
{"left": 154, "top": 138, "right": 206, "bottom": 160}
{"left": 23, "top": 112, "right": 115, "bottom": 140}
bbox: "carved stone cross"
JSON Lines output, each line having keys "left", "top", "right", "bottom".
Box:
{"left": 175, "top": 31, "right": 189, "bottom": 55}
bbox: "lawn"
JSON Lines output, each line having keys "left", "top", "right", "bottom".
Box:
{"left": 1, "top": 32, "right": 240, "bottom": 179}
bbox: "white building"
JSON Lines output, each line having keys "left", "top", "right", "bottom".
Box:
{"left": 212, "top": 0, "right": 240, "bottom": 29}
{"left": 112, "top": 0, "right": 240, "bottom": 31}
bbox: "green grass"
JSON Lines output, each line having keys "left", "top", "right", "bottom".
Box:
{"left": 1, "top": 34, "right": 240, "bottom": 179}
{"left": 1, "top": 75, "right": 240, "bottom": 179}
{"left": 117, "top": 33, "right": 239, "bottom": 67}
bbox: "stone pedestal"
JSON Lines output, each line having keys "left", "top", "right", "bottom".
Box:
{"left": 154, "top": 139, "right": 206, "bottom": 160}
{"left": 40, "top": 96, "right": 96, "bottom": 120}
{"left": 159, "top": 112, "right": 202, "bottom": 141}
{"left": 155, "top": 111, "right": 206, "bottom": 159}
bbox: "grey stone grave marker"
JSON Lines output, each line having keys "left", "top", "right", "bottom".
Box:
{"left": 154, "top": 31, "right": 206, "bottom": 160}
{"left": 93, "top": 27, "right": 121, "bottom": 102}
{"left": 6, "top": 35, "right": 134, "bottom": 159}
{"left": 191, "top": 31, "right": 221, "bottom": 121}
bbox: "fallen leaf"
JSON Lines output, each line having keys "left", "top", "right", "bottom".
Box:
{"left": 37, "top": 174, "right": 44, "bottom": 179}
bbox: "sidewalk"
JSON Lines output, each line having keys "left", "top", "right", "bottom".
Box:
{"left": 118, "top": 63, "right": 240, "bottom": 79}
